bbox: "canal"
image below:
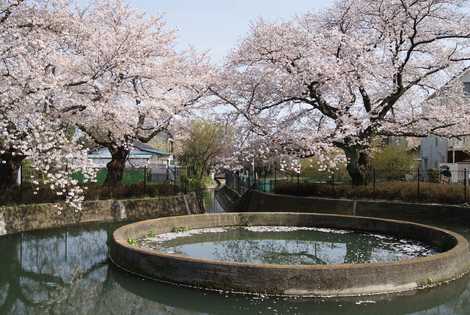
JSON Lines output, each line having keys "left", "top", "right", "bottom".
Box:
{"left": 0, "top": 192, "right": 469, "bottom": 314}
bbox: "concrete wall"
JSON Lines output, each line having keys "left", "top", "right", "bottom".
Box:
{"left": 0, "top": 192, "right": 203, "bottom": 235}
{"left": 215, "top": 185, "right": 246, "bottom": 211}
{"left": 229, "top": 190, "right": 470, "bottom": 224}
{"left": 110, "top": 213, "right": 470, "bottom": 297}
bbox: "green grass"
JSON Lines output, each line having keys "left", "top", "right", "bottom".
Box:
{"left": 72, "top": 169, "right": 146, "bottom": 185}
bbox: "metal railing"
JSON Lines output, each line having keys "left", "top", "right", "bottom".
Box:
{"left": 225, "top": 167, "right": 470, "bottom": 204}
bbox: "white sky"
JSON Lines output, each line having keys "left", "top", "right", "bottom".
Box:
{"left": 126, "top": 0, "right": 334, "bottom": 63}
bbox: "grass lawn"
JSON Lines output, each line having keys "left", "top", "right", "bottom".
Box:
{"left": 73, "top": 169, "right": 146, "bottom": 185}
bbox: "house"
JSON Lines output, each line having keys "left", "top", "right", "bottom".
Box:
{"left": 420, "top": 71, "right": 470, "bottom": 182}
{"left": 88, "top": 132, "right": 177, "bottom": 182}
{"left": 88, "top": 142, "right": 172, "bottom": 169}
{"left": 436, "top": 136, "right": 470, "bottom": 183}
{"left": 420, "top": 136, "right": 448, "bottom": 172}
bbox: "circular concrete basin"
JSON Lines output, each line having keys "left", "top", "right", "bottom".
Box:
{"left": 109, "top": 212, "right": 470, "bottom": 297}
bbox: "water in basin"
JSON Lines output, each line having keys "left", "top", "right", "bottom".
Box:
{"left": 137, "top": 226, "right": 440, "bottom": 265}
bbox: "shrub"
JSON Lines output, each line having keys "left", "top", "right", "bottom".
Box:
{"left": 84, "top": 183, "right": 180, "bottom": 200}
{"left": 0, "top": 184, "right": 65, "bottom": 205}
{"left": 427, "top": 169, "right": 440, "bottom": 183}
{"left": 73, "top": 168, "right": 146, "bottom": 185}
{"left": 274, "top": 181, "right": 468, "bottom": 204}
{"left": 0, "top": 182, "right": 182, "bottom": 206}
{"left": 180, "top": 174, "right": 212, "bottom": 192}
{"left": 371, "top": 144, "right": 418, "bottom": 181}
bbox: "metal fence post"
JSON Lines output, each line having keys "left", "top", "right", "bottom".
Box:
{"left": 239, "top": 172, "right": 242, "bottom": 193}
{"left": 184, "top": 167, "right": 188, "bottom": 194}
{"left": 143, "top": 166, "right": 147, "bottom": 195}
{"left": 417, "top": 167, "right": 421, "bottom": 200}
{"left": 465, "top": 168, "right": 468, "bottom": 203}
{"left": 19, "top": 163, "right": 23, "bottom": 202}
{"left": 174, "top": 165, "right": 177, "bottom": 194}
{"left": 274, "top": 164, "right": 277, "bottom": 191}
{"left": 297, "top": 172, "right": 300, "bottom": 194}
{"left": 264, "top": 172, "right": 267, "bottom": 192}
{"left": 373, "top": 168, "right": 376, "bottom": 197}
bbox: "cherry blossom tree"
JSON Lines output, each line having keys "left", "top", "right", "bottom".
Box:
{"left": 60, "top": 0, "right": 213, "bottom": 186}
{"left": 1, "top": 0, "right": 213, "bottom": 211}
{"left": 0, "top": 0, "right": 95, "bottom": 210}
{"left": 215, "top": 0, "right": 470, "bottom": 185}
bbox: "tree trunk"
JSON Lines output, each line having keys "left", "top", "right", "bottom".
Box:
{"left": 0, "top": 152, "right": 24, "bottom": 191}
{"left": 104, "top": 146, "right": 129, "bottom": 186}
{"left": 344, "top": 146, "right": 371, "bottom": 186}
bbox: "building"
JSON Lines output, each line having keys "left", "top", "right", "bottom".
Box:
{"left": 87, "top": 142, "right": 172, "bottom": 169}
{"left": 88, "top": 131, "right": 177, "bottom": 182}
{"left": 420, "top": 71, "right": 470, "bottom": 182}
{"left": 420, "top": 136, "right": 448, "bottom": 172}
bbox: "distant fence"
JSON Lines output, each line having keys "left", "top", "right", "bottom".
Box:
{"left": 1, "top": 163, "right": 204, "bottom": 206}
{"left": 225, "top": 167, "right": 470, "bottom": 205}
{"left": 20, "top": 163, "right": 192, "bottom": 188}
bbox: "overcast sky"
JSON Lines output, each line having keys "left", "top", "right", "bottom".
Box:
{"left": 126, "top": 0, "right": 334, "bottom": 63}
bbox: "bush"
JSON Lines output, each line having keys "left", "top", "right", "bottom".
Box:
{"left": 274, "top": 181, "right": 468, "bottom": 204}
{"left": 0, "top": 185, "right": 65, "bottom": 205}
{"left": 371, "top": 144, "right": 418, "bottom": 181}
{"left": 73, "top": 168, "right": 146, "bottom": 185}
{"left": 84, "top": 182, "right": 181, "bottom": 200}
{"left": 427, "top": 169, "right": 440, "bottom": 183}
{"left": 180, "top": 175, "right": 213, "bottom": 192}
{"left": 0, "top": 182, "right": 182, "bottom": 206}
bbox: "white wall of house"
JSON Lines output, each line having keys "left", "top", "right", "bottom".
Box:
{"left": 420, "top": 136, "right": 448, "bottom": 172}
{"left": 89, "top": 157, "right": 152, "bottom": 169}
{"left": 420, "top": 70, "right": 470, "bottom": 173}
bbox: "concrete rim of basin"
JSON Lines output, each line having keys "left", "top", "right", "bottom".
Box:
{"left": 109, "top": 212, "right": 470, "bottom": 297}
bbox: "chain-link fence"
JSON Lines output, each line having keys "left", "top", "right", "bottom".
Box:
{"left": 226, "top": 167, "right": 470, "bottom": 205}
{"left": 0, "top": 162, "right": 201, "bottom": 206}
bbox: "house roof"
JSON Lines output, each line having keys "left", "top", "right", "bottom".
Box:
{"left": 425, "top": 69, "right": 470, "bottom": 101}
{"left": 88, "top": 142, "right": 170, "bottom": 159}
{"left": 133, "top": 142, "right": 169, "bottom": 155}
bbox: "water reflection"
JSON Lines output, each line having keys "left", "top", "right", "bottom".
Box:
{"left": 0, "top": 224, "right": 111, "bottom": 314}
{"left": 156, "top": 229, "right": 435, "bottom": 265}
{"left": 0, "top": 222, "right": 469, "bottom": 314}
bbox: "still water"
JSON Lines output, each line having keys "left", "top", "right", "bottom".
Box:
{"left": 1, "top": 200, "right": 470, "bottom": 314}
{"left": 140, "top": 226, "right": 438, "bottom": 265}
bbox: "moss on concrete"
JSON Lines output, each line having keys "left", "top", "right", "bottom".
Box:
{"left": 0, "top": 193, "right": 203, "bottom": 235}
